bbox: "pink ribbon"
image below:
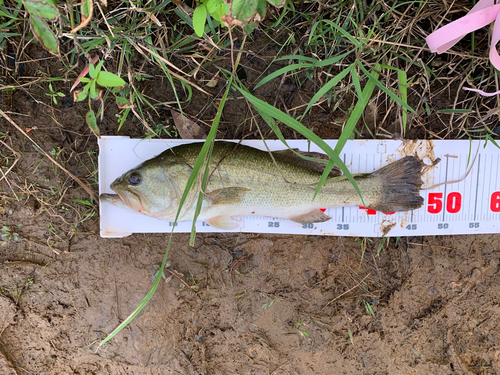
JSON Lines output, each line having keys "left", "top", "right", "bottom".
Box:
{"left": 426, "top": 0, "right": 500, "bottom": 96}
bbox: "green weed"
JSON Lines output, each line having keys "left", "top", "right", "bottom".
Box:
{"left": 46, "top": 83, "right": 65, "bottom": 105}
{"left": 74, "top": 61, "right": 126, "bottom": 136}
{"left": 1, "top": 224, "right": 22, "bottom": 246}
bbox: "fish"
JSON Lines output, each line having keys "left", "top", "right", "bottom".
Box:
{"left": 100, "top": 141, "right": 424, "bottom": 230}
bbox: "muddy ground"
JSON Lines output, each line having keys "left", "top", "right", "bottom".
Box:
{"left": 2, "top": 25, "right": 500, "bottom": 375}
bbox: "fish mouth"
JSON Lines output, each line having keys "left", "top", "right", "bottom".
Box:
{"left": 100, "top": 193, "right": 120, "bottom": 203}
{"left": 100, "top": 189, "right": 143, "bottom": 213}
{"left": 100, "top": 193, "right": 128, "bottom": 209}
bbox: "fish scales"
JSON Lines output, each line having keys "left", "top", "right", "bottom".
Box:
{"left": 100, "top": 141, "right": 424, "bottom": 229}
{"left": 173, "top": 143, "right": 378, "bottom": 216}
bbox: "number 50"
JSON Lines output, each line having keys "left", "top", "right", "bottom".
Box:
{"left": 428, "top": 192, "right": 462, "bottom": 214}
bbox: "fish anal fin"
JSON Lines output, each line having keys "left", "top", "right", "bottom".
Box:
{"left": 206, "top": 215, "right": 240, "bottom": 230}
{"left": 272, "top": 149, "right": 341, "bottom": 177}
{"left": 290, "top": 210, "right": 331, "bottom": 224}
{"left": 206, "top": 187, "right": 250, "bottom": 206}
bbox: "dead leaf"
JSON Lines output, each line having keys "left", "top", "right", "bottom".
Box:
{"left": 71, "top": 55, "right": 99, "bottom": 92}
{"left": 221, "top": 14, "right": 243, "bottom": 28}
{"left": 206, "top": 74, "right": 219, "bottom": 88}
{"left": 171, "top": 110, "right": 207, "bottom": 139}
{"left": 70, "top": 0, "right": 93, "bottom": 33}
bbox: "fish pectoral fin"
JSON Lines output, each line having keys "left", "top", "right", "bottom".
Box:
{"left": 205, "top": 187, "right": 250, "bottom": 205}
{"left": 206, "top": 215, "right": 240, "bottom": 230}
{"left": 290, "top": 210, "right": 331, "bottom": 224}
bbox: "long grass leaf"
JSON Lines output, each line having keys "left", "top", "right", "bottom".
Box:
{"left": 334, "top": 63, "right": 378, "bottom": 155}
{"left": 274, "top": 55, "right": 318, "bottom": 63}
{"left": 254, "top": 63, "right": 311, "bottom": 89}
{"left": 398, "top": 69, "right": 408, "bottom": 135}
{"left": 301, "top": 64, "right": 352, "bottom": 119}
{"left": 233, "top": 85, "right": 364, "bottom": 203}
{"left": 256, "top": 108, "right": 329, "bottom": 164}
{"left": 319, "top": 20, "right": 362, "bottom": 48}
{"left": 380, "top": 64, "right": 409, "bottom": 135}
{"left": 350, "top": 64, "right": 363, "bottom": 104}
{"left": 98, "top": 77, "right": 235, "bottom": 350}
{"left": 188, "top": 76, "right": 234, "bottom": 246}
{"left": 313, "top": 51, "right": 351, "bottom": 67}
{"left": 97, "top": 233, "right": 173, "bottom": 348}
{"left": 357, "top": 62, "right": 415, "bottom": 114}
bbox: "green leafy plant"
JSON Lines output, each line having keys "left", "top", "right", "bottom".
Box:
{"left": 192, "top": 0, "right": 286, "bottom": 37}
{"left": 74, "top": 61, "right": 126, "bottom": 136}
{"left": 296, "top": 321, "right": 310, "bottom": 338}
{"left": 1, "top": 225, "right": 22, "bottom": 246}
{"left": 192, "top": 0, "right": 229, "bottom": 37}
{"left": 46, "top": 83, "right": 65, "bottom": 105}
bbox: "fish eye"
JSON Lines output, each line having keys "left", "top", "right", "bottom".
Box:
{"left": 128, "top": 172, "right": 141, "bottom": 186}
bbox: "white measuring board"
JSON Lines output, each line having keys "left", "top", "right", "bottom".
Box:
{"left": 98, "top": 137, "right": 500, "bottom": 238}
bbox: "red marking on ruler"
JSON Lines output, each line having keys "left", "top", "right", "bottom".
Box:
{"left": 359, "top": 206, "right": 376, "bottom": 215}
{"left": 359, "top": 207, "right": 395, "bottom": 215}
{"left": 491, "top": 192, "right": 500, "bottom": 212}
{"left": 428, "top": 191, "right": 464, "bottom": 214}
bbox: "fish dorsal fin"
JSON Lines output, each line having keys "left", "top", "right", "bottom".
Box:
{"left": 272, "top": 149, "right": 341, "bottom": 177}
{"left": 205, "top": 187, "right": 250, "bottom": 205}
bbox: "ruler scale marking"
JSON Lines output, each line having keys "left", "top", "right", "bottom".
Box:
{"left": 442, "top": 157, "right": 449, "bottom": 222}
{"left": 474, "top": 154, "right": 481, "bottom": 221}
{"left": 341, "top": 153, "right": 346, "bottom": 223}
{"left": 481, "top": 154, "right": 489, "bottom": 222}
{"left": 494, "top": 153, "right": 500, "bottom": 222}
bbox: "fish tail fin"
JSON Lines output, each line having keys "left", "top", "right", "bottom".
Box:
{"left": 368, "top": 156, "right": 424, "bottom": 212}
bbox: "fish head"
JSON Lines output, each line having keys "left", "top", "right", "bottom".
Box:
{"left": 101, "top": 154, "right": 191, "bottom": 219}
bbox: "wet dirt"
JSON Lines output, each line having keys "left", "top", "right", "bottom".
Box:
{"left": 2, "top": 29, "right": 500, "bottom": 375}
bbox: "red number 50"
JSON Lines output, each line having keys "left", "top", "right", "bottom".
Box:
{"left": 428, "top": 192, "right": 462, "bottom": 214}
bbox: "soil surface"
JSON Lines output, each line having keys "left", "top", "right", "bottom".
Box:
{"left": 2, "top": 24, "right": 500, "bottom": 375}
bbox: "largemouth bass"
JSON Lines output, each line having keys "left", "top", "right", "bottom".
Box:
{"left": 100, "top": 141, "right": 424, "bottom": 229}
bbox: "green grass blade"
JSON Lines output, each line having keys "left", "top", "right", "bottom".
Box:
{"left": 256, "top": 107, "right": 331, "bottom": 165}
{"left": 97, "top": 78, "right": 235, "bottom": 348}
{"left": 262, "top": 52, "right": 351, "bottom": 93}
{"left": 188, "top": 76, "right": 234, "bottom": 246}
{"left": 350, "top": 64, "right": 364, "bottom": 104}
{"left": 357, "top": 62, "right": 415, "bottom": 114}
{"left": 320, "top": 20, "right": 362, "bottom": 48}
{"left": 254, "top": 63, "right": 311, "bottom": 89}
{"left": 300, "top": 63, "right": 353, "bottom": 119}
{"left": 274, "top": 55, "right": 318, "bottom": 64}
{"left": 334, "top": 63, "right": 379, "bottom": 155}
{"left": 436, "top": 109, "right": 472, "bottom": 114}
{"left": 486, "top": 134, "right": 500, "bottom": 149}
{"left": 312, "top": 51, "right": 351, "bottom": 68}
{"left": 379, "top": 64, "right": 410, "bottom": 135}
{"left": 233, "top": 84, "right": 364, "bottom": 203}
{"left": 97, "top": 233, "right": 172, "bottom": 348}
{"left": 397, "top": 69, "right": 408, "bottom": 136}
